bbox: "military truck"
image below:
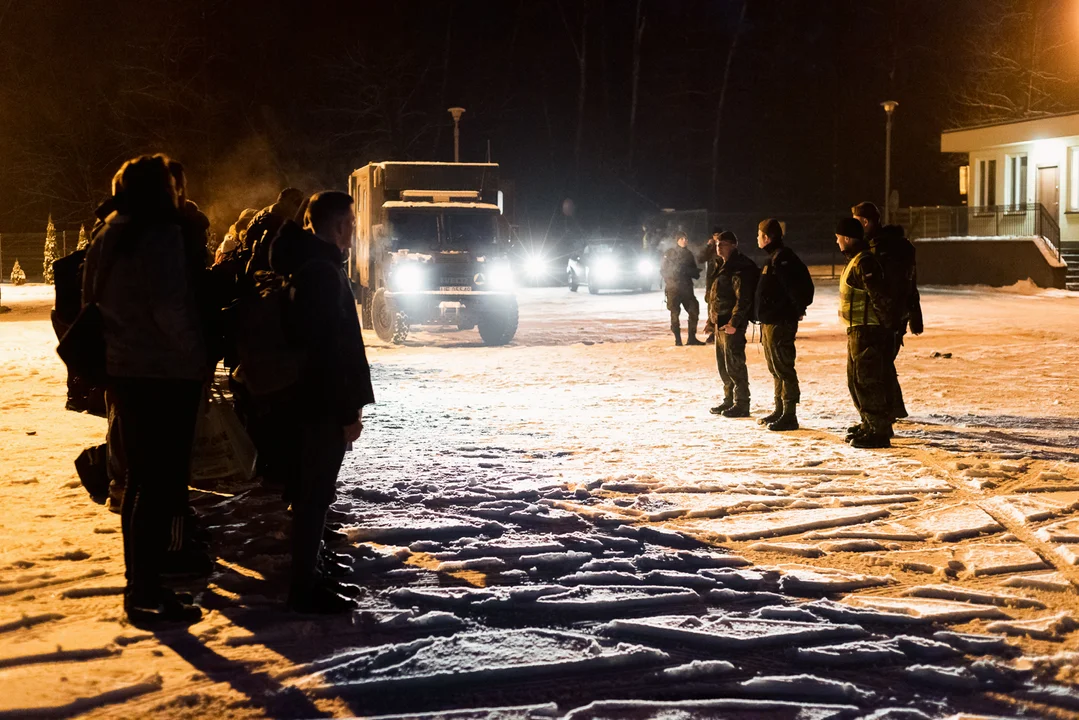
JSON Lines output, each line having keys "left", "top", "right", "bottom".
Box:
{"left": 348, "top": 161, "right": 518, "bottom": 345}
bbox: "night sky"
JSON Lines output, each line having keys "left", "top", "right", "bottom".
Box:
{"left": 1, "top": 0, "right": 1076, "bottom": 243}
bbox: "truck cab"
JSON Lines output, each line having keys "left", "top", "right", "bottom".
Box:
{"left": 349, "top": 162, "right": 518, "bottom": 345}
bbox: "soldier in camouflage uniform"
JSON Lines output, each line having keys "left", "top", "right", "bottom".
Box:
{"left": 707, "top": 231, "right": 758, "bottom": 417}
{"left": 835, "top": 218, "right": 896, "bottom": 448}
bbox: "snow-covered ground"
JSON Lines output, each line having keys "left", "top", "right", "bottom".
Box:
{"left": 2, "top": 281, "right": 1079, "bottom": 718}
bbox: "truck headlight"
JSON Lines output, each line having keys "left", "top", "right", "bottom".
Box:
{"left": 393, "top": 263, "right": 425, "bottom": 292}
{"left": 488, "top": 261, "right": 515, "bottom": 290}
{"left": 637, "top": 258, "right": 655, "bottom": 275}
{"left": 525, "top": 253, "right": 548, "bottom": 279}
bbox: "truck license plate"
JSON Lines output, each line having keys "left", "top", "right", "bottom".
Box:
{"left": 440, "top": 286, "right": 472, "bottom": 292}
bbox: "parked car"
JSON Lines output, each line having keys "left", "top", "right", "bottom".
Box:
{"left": 567, "top": 240, "right": 657, "bottom": 294}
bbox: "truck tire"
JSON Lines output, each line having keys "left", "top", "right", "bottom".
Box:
{"left": 371, "top": 288, "right": 396, "bottom": 343}
{"left": 359, "top": 286, "right": 373, "bottom": 329}
{"left": 477, "top": 298, "right": 519, "bottom": 346}
{"left": 588, "top": 283, "right": 600, "bottom": 295}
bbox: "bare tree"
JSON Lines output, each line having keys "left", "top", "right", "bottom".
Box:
{"left": 710, "top": 1, "right": 746, "bottom": 212}
{"left": 559, "top": 0, "right": 590, "bottom": 179}
{"left": 952, "top": 0, "right": 1077, "bottom": 126}
{"left": 627, "top": 0, "right": 645, "bottom": 170}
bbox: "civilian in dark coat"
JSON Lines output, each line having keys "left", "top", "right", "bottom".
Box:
{"left": 270, "top": 191, "right": 374, "bottom": 614}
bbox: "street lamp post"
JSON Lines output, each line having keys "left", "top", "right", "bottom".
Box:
{"left": 448, "top": 107, "right": 466, "bottom": 162}
{"left": 881, "top": 100, "right": 898, "bottom": 224}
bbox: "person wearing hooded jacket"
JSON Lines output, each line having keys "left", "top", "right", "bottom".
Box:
{"left": 82, "top": 155, "right": 207, "bottom": 625}
{"left": 852, "top": 201, "right": 923, "bottom": 423}
{"left": 753, "top": 218, "right": 812, "bottom": 431}
{"left": 269, "top": 191, "right": 375, "bottom": 614}
{"left": 836, "top": 217, "right": 896, "bottom": 448}
{"left": 707, "top": 231, "right": 758, "bottom": 417}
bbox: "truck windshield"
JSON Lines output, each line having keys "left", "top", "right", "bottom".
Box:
{"left": 387, "top": 209, "right": 498, "bottom": 252}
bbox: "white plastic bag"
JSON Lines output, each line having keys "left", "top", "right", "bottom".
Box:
{"left": 190, "top": 390, "right": 257, "bottom": 486}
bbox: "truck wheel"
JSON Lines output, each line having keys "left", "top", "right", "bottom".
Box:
{"left": 371, "top": 288, "right": 396, "bottom": 343}
{"left": 568, "top": 272, "right": 579, "bottom": 292}
{"left": 359, "top": 286, "right": 374, "bottom": 329}
{"left": 392, "top": 312, "right": 410, "bottom": 345}
{"left": 477, "top": 298, "right": 519, "bottom": 346}
{"left": 588, "top": 282, "right": 600, "bottom": 295}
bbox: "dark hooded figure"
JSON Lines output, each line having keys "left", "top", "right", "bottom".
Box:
{"left": 852, "top": 201, "right": 922, "bottom": 425}
{"left": 82, "top": 155, "right": 207, "bottom": 625}
{"left": 836, "top": 217, "right": 896, "bottom": 448}
{"left": 269, "top": 191, "right": 375, "bottom": 614}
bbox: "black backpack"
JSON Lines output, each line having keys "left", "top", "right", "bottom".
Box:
{"left": 784, "top": 249, "right": 815, "bottom": 311}
{"left": 231, "top": 269, "right": 306, "bottom": 397}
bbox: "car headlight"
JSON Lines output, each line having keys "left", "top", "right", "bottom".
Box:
{"left": 488, "top": 261, "right": 515, "bottom": 290}
{"left": 393, "top": 263, "right": 425, "bottom": 292}
{"left": 525, "top": 253, "right": 548, "bottom": 278}
{"left": 593, "top": 257, "right": 618, "bottom": 281}
{"left": 637, "top": 258, "right": 655, "bottom": 275}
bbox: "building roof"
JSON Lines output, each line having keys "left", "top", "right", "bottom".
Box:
{"left": 942, "top": 110, "right": 1079, "bottom": 153}
{"left": 383, "top": 201, "right": 501, "bottom": 211}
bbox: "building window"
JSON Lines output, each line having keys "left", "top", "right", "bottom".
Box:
{"left": 1069, "top": 147, "right": 1079, "bottom": 211}
{"left": 976, "top": 158, "right": 996, "bottom": 207}
{"left": 1005, "top": 153, "right": 1028, "bottom": 209}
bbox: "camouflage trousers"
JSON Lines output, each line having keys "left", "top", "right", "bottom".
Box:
{"left": 761, "top": 321, "right": 799, "bottom": 405}
{"left": 716, "top": 327, "right": 749, "bottom": 406}
{"left": 847, "top": 325, "right": 894, "bottom": 435}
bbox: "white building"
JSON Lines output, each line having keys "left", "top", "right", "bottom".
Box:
{"left": 900, "top": 112, "right": 1078, "bottom": 289}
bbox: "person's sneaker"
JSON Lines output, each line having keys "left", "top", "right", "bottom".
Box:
{"left": 710, "top": 399, "right": 735, "bottom": 415}
{"left": 850, "top": 433, "right": 891, "bottom": 449}
{"left": 125, "top": 588, "right": 202, "bottom": 626}
{"left": 721, "top": 405, "right": 751, "bottom": 418}
{"left": 288, "top": 584, "right": 357, "bottom": 614}
{"left": 323, "top": 526, "right": 349, "bottom": 546}
{"left": 160, "top": 549, "right": 215, "bottom": 579}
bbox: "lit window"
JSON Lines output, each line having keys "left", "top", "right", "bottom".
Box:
{"left": 1005, "top": 153, "right": 1028, "bottom": 208}
{"left": 958, "top": 165, "right": 968, "bottom": 196}
{"left": 976, "top": 158, "right": 996, "bottom": 207}
{"left": 1069, "top": 147, "right": 1079, "bottom": 211}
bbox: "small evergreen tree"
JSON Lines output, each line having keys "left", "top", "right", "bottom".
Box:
{"left": 76, "top": 224, "right": 90, "bottom": 251}
{"left": 43, "top": 216, "right": 58, "bottom": 285}
{"left": 11, "top": 259, "right": 26, "bottom": 285}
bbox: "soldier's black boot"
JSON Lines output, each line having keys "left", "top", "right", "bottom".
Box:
{"left": 758, "top": 397, "right": 783, "bottom": 426}
{"left": 845, "top": 423, "right": 867, "bottom": 443}
{"left": 710, "top": 396, "right": 734, "bottom": 415}
{"left": 686, "top": 322, "right": 704, "bottom": 345}
{"left": 722, "top": 403, "right": 751, "bottom": 418}
{"left": 850, "top": 430, "right": 891, "bottom": 449}
{"left": 673, "top": 329, "right": 683, "bottom": 346}
{"left": 705, "top": 333, "right": 715, "bottom": 345}
{"left": 767, "top": 403, "right": 799, "bottom": 431}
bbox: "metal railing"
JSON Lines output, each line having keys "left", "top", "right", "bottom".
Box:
{"left": 894, "top": 204, "right": 1062, "bottom": 261}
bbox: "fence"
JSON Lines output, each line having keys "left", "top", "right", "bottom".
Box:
{"left": 893, "top": 204, "right": 1062, "bottom": 261}
{"left": 0, "top": 230, "right": 86, "bottom": 284}
{"left": 708, "top": 211, "right": 846, "bottom": 277}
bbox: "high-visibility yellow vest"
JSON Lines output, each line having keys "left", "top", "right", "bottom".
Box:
{"left": 839, "top": 251, "right": 881, "bottom": 327}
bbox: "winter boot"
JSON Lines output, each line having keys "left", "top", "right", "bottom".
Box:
{"left": 767, "top": 403, "right": 799, "bottom": 431}
{"left": 288, "top": 582, "right": 357, "bottom": 614}
{"left": 686, "top": 322, "right": 704, "bottom": 345}
{"left": 758, "top": 398, "right": 783, "bottom": 426}
{"left": 673, "top": 329, "right": 683, "bottom": 346}
{"left": 722, "top": 404, "right": 751, "bottom": 418}
{"left": 705, "top": 332, "right": 715, "bottom": 345}
{"left": 845, "top": 424, "right": 867, "bottom": 443}
{"left": 710, "top": 397, "right": 735, "bottom": 415}
{"left": 124, "top": 587, "right": 202, "bottom": 627}
{"left": 850, "top": 432, "right": 891, "bottom": 449}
